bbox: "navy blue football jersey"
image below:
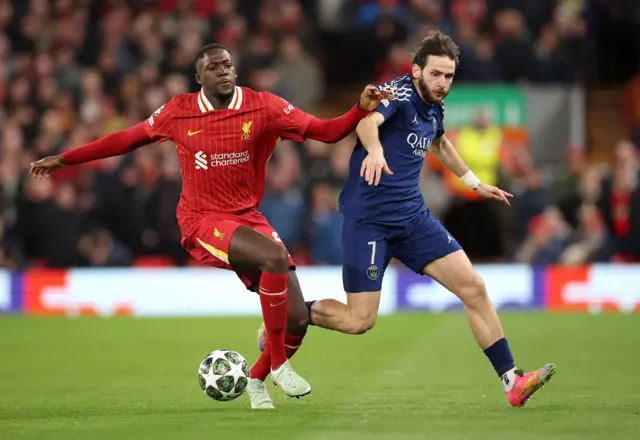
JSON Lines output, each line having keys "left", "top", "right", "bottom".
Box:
{"left": 338, "top": 74, "right": 445, "bottom": 223}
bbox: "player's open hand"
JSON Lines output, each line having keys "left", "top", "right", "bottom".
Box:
{"left": 30, "top": 154, "right": 66, "bottom": 179}
{"left": 361, "top": 148, "right": 393, "bottom": 185}
{"left": 474, "top": 183, "right": 514, "bottom": 206}
{"left": 358, "top": 85, "right": 395, "bottom": 112}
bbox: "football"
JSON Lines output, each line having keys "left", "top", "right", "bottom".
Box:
{"left": 197, "top": 350, "right": 250, "bottom": 401}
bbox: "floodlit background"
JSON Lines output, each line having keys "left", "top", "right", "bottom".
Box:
{"left": 0, "top": 1, "right": 639, "bottom": 439}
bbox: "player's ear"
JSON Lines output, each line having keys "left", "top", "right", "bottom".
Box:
{"left": 195, "top": 73, "right": 202, "bottom": 86}
{"left": 412, "top": 64, "right": 421, "bottom": 80}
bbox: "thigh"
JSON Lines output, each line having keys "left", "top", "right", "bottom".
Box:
{"left": 239, "top": 212, "right": 295, "bottom": 269}
{"left": 423, "top": 249, "right": 478, "bottom": 296}
{"left": 182, "top": 214, "right": 293, "bottom": 291}
{"left": 341, "top": 218, "right": 391, "bottom": 293}
{"left": 232, "top": 213, "right": 296, "bottom": 290}
{"left": 393, "top": 211, "right": 462, "bottom": 275}
{"left": 182, "top": 216, "right": 243, "bottom": 270}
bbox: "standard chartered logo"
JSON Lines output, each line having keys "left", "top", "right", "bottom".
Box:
{"left": 194, "top": 150, "right": 250, "bottom": 169}
{"left": 195, "top": 151, "right": 208, "bottom": 170}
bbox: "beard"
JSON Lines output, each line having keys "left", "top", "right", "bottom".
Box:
{"left": 415, "top": 75, "right": 448, "bottom": 104}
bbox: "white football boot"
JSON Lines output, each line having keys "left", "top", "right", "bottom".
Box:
{"left": 271, "top": 360, "right": 312, "bottom": 398}
{"left": 246, "top": 378, "right": 275, "bottom": 409}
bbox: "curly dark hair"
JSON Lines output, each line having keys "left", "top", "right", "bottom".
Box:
{"left": 412, "top": 31, "right": 460, "bottom": 68}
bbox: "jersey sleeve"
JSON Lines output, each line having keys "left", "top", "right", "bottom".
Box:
{"left": 436, "top": 102, "right": 445, "bottom": 138}
{"left": 144, "top": 97, "right": 177, "bottom": 141}
{"left": 374, "top": 96, "right": 400, "bottom": 122}
{"left": 263, "top": 92, "right": 313, "bottom": 142}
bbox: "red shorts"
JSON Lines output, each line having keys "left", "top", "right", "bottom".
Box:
{"left": 181, "top": 210, "right": 295, "bottom": 290}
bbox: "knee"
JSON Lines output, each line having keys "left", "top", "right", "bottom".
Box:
{"left": 260, "top": 246, "right": 290, "bottom": 274}
{"left": 458, "top": 274, "right": 489, "bottom": 306}
{"left": 346, "top": 309, "right": 377, "bottom": 335}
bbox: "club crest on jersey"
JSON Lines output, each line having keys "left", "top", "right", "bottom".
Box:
{"left": 367, "top": 265, "right": 379, "bottom": 281}
{"left": 431, "top": 117, "right": 437, "bottom": 132}
{"left": 241, "top": 120, "right": 252, "bottom": 140}
{"left": 213, "top": 228, "right": 225, "bottom": 240}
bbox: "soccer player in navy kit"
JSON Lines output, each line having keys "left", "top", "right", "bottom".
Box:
{"left": 303, "top": 32, "right": 556, "bottom": 407}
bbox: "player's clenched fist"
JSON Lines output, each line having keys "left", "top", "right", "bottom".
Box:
{"left": 30, "top": 154, "right": 66, "bottom": 179}
{"left": 358, "top": 85, "right": 395, "bottom": 112}
{"left": 360, "top": 148, "right": 393, "bottom": 186}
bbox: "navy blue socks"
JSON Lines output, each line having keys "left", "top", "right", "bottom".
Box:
{"left": 483, "top": 338, "right": 515, "bottom": 377}
{"left": 305, "top": 301, "right": 316, "bottom": 326}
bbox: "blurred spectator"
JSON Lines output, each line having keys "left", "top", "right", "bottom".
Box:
{"left": 435, "top": 109, "right": 506, "bottom": 260}
{"left": 375, "top": 42, "right": 412, "bottom": 85}
{"left": 597, "top": 140, "right": 640, "bottom": 261}
{"left": 309, "top": 182, "right": 342, "bottom": 265}
{"left": 559, "top": 204, "right": 606, "bottom": 265}
{"left": 260, "top": 141, "right": 306, "bottom": 249}
{"left": 559, "top": 165, "right": 602, "bottom": 229}
{"left": 16, "top": 178, "right": 83, "bottom": 267}
{"left": 533, "top": 24, "right": 572, "bottom": 82}
{"left": 513, "top": 166, "right": 553, "bottom": 243}
{"left": 78, "top": 229, "right": 133, "bottom": 267}
{"left": 275, "top": 34, "right": 324, "bottom": 112}
{"left": 462, "top": 36, "right": 502, "bottom": 82}
{"left": 515, "top": 207, "right": 571, "bottom": 265}
{"left": 493, "top": 9, "right": 536, "bottom": 82}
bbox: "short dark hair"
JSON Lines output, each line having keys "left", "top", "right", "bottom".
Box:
{"left": 412, "top": 31, "right": 460, "bottom": 68}
{"left": 194, "top": 43, "right": 231, "bottom": 67}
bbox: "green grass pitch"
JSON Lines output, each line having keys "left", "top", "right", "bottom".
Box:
{"left": 1, "top": 313, "right": 639, "bottom": 440}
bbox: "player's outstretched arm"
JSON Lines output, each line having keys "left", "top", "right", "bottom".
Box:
{"left": 302, "top": 105, "right": 369, "bottom": 144}
{"left": 269, "top": 85, "right": 393, "bottom": 145}
{"left": 30, "top": 123, "right": 155, "bottom": 178}
{"left": 303, "top": 85, "right": 392, "bottom": 143}
{"left": 430, "top": 135, "right": 513, "bottom": 205}
{"left": 357, "top": 112, "right": 393, "bottom": 186}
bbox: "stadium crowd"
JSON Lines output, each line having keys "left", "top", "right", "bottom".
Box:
{"left": 0, "top": 0, "right": 638, "bottom": 269}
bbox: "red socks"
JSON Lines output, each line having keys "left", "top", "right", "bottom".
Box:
{"left": 285, "top": 333, "right": 304, "bottom": 358}
{"left": 250, "top": 332, "right": 306, "bottom": 381}
{"left": 258, "top": 272, "right": 288, "bottom": 370}
{"left": 250, "top": 344, "right": 271, "bottom": 380}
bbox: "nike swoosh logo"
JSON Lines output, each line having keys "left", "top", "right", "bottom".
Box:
{"left": 188, "top": 130, "right": 203, "bottom": 136}
{"left": 269, "top": 299, "right": 286, "bottom": 307}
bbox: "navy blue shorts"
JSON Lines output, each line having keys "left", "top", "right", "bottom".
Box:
{"left": 341, "top": 210, "right": 462, "bottom": 293}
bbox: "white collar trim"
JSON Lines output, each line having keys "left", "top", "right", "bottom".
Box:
{"left": 198, "top": 87, "right": 243, "bottom": 113}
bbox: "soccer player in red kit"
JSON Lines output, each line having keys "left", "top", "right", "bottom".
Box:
{"left": 30, "top": 44, "right": 391, "bottom": 409}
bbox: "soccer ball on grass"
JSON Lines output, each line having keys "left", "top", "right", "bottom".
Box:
{"left": 197, "top": 350, "right": 250, "bottom": 401}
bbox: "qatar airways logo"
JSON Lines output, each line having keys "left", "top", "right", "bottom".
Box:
{"left": 407, "top": 133, "right": 432, "bottom": 157}
{"left": 195, "top": 150, "right": 250, "bottom": 170}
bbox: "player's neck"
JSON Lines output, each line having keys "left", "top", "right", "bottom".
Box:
{"left": 203, "top": 89, "right": 232, "bottom": 110}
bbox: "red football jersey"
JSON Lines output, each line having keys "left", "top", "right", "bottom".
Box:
{"left": 143, "top": 87, "right": 312, "bottom": 232}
